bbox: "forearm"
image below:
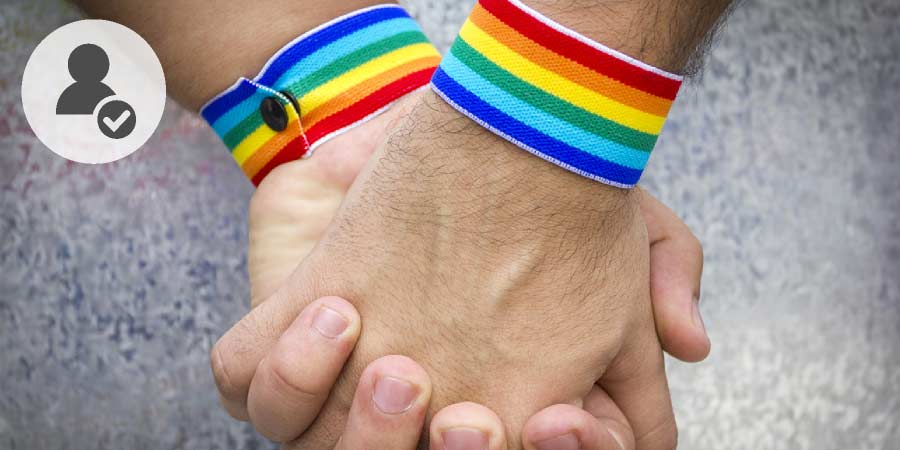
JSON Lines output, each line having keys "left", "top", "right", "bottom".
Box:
{"left": 72, "top": 0, "right": 393, "bottom": 110}
{"left": 525, "top": 0, "right": 734, "bottom": 73}
{"left": 396, "top": 0, "right": 734, "bottom": 197}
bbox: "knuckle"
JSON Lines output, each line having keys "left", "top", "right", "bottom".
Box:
{"left": 267, "top": 352, "right": 323, "bottom": 403}
{"left": 637, "top": 416, "right": 678, "bottom": 450}
{"left": 210, "top": 341, "right": 242, "bottom": 400}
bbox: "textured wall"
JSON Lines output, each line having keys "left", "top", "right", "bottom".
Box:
{"left": 1, "top": 0, "right": 898, "bottom": 449}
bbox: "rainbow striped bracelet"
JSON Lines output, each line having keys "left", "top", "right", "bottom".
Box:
{"left": 430, "top": 0, "right": 683, "bottom": 188}
{"left": 201, "top": 5, "right": 440, "bottom": 185}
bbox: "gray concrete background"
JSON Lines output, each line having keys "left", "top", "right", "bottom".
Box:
{"left": 1, "top": 0, "right": 898, "bottom": 449}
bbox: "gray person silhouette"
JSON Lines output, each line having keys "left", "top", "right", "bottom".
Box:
{"left": 56, "top": 43, "right": 116, "bottom": 115}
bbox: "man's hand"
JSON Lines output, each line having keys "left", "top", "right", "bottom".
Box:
{"left": 247, "top": 93, "right": 708, "bottom": 360}
{"left": 213, "top": 91, "right": 703, "bottom": 450}
{"left": 255, "top": 296, "right": 641, "bottom": 450}
{"left": 245, "top": 91, "right": 421, "bottom": 307}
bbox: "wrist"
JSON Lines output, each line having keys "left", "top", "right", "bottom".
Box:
{"left": 373, "top": 90, "right": 638, "bottom": 231}
{"left": 523, "top": 0, "right": 733, "bottom": 73}
{"left": 200, "top": 5, "right": 439, "bottom": 184}
{"left": 190, "top": 1, "right": 410, "bottom": 110}
{"left": 75, "top": 0, "right": 400, "bottom": 110}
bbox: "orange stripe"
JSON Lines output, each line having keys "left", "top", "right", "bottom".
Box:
{"left": 241, "top": 121, "right": 304, "bottom": 179}
{"left": 303, "top": 55, "right": 441, "bottom": 130}
{"left": 469, "top": 3, "right": 672, "bottom": 117}
{"left": 240, "top": 56, "right": 439, "bottom": 179}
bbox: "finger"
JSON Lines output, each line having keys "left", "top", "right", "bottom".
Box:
{"left": 334, "top": 355, "right": 432, "bottom": 450}
{"left": 210, "top": 272, "right": 324, "bottom": 422}
{"left": 245, "top": 296, "right": 360, "bottom": 442}
{"left": 523, "top": 391, "right": 635, "bottom": 450}
{"left": 249, "top": 159, "right": 346, "bottom": 307}
{"left": 581, "top": 386, "right": 636, "bottom": 450}
{"left": 599, "top": 335, "right": 677, "bottom": 450}
{"left": 639, "top": 190, "right": 710, "bottom": 362}
{"left": 248, "top": 135, "right": 379, "bottom": 307}
{"left": 430, "top": 402, "right": 508, "bottom": 450}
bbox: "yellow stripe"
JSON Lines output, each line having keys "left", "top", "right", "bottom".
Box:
{"left": 231, "top": 43, "right": 439, "bottom": 165}
{"left": 299, "top": 43, "right": 440, "bottom": 113}
{"left": 304, "top": 55, "right": 441, "bottom": 130}
{"left": 460, "top": 20, "right": 665, "bottom": 135}
{"left": 232, "top": 104, "right": 301, "bottom": 165}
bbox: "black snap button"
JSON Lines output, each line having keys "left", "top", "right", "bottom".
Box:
{"left": 260, "top": 96, "right": 288, "bottom": 132}
{"left": 280, "top": 91, "right": 301, "bottom": 117}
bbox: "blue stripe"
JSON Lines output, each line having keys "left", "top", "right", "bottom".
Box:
{"left": 210, "top": 18, "right": 420, "bottom": 137}
{"left": 201, "top": 81, "right": 257, "bottom": 124}
{"left": 272, "top": 18, "right": 421, "bottom": 88}
{"left": 202, "top": 5, "right": 409, "bottom": 124}
{"left": 441, "top": 52, "right": 649, "bottom": 170}
{"left": 431, "top": 68, "right": 642, "bottom": 186}
{"left": 256, "top": 6, "right": 409, "bottom": 86}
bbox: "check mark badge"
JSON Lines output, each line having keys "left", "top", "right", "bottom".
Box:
{"left": 102, "top": 110, "right": 131, "bottom": 133}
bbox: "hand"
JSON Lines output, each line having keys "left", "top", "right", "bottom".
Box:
{"left": 214, "top": 91, "right": 705, "bottom": 450}
{"left": 244, "top": 91, "right": 421, "bottom": 308}
{"left": 252, "top": 295, "right": 641, "bottom": 450}
{"left": 247, "top": 97, "right": 708, "bottom": 362}
{"left": 236, "top": 86, "right": 706, "bottom": 448}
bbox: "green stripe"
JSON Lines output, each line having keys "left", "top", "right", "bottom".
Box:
{"left": 451, "top": 39, "right": 657, "bottom": 152}
{"left": 223, "top": 31, "right": 430, "bottom": 150}
{"left": 285, "top": 30, "right": 430, "bottom": 97}
{"left": 224, "top": 111, "right": 264, "bottom": 150}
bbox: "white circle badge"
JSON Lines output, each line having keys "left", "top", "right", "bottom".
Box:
{"left": 22, "top": 20, "right": 166, "bottom": 164}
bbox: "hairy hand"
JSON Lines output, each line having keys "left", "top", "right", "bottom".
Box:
{"left": 217, "top": 91, "right": 706, "bottom": 450}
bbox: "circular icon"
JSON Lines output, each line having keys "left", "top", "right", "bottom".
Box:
{"left": 96, "top": 99, "right": 137, "bottom": 139}
{"left": 21, "top": 20, "right": 166, "bottom": 164}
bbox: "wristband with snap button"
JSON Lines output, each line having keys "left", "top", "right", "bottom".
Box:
{"left": 430, "top": 0, "right": 683, "bottom": 188}
{"left": 201, "top": 5, "right": 441, "bottom": 185}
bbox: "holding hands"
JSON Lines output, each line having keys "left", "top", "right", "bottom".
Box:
{"left": 213, "top": 91, "right": 708, "bottom": 449}
{"left": 74, "top": 0, "right": 730, "bottom": 448}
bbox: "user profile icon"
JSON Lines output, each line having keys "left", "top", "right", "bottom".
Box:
{"left": 54, "top": 42, "right": 138, "bottom": 140}
{"left": 56, "top": 43, "right": 116, "bottom": 115}
{"left": 21, "top": 20, "right": 166, "bottom": 164}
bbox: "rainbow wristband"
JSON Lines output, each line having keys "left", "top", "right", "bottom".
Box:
{"left": 201, "top": 5, "right": 440, "bottom": 185}
{"left": 430, "top": 0, "right": 683, "bottom": 188}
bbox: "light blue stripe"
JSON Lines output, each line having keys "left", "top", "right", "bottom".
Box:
{"left": 211, "top": 17, "right": 420, "bottom": 136}
{"left": 431, "top": 69, "right": 641, "bottom": 187}
{"left": 440, "top": 53, "right": 650, "bottom": 170}
{"left": 272, "top": 18, "right": 420, "bottom": 88}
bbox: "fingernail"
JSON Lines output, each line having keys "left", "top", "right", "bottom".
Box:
{"left": 442, "top": 428, "right": 489, "bottom": 450}
{"left": 691, "top": 296, "right": 707, "bottom": 335}
{"left": 312, "top": 306, "right": 348, "bottom": 338}
{"left": 534, "top": 432, "right": 580, "bottom": 450}
{"left": 373, "top": 376, "right": 418, "bottom": 414}
{"left": 608, "top": 429, "right": 626, "bottom": 450}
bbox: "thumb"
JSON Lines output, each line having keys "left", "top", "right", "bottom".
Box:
{"left": 639, "top": 189, "right": 710, "bottom": 362}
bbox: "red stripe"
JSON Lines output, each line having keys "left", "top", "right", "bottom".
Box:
{"left": 252, "top": 67, "right": 435, "bottom": 186}
{"left": 478, "top": 0, "right": 681, "bottom": 100}
{"left": 304, "top": 67, "right": 435, "bottom": 144}
{"left": 250, "top": 140, "right": 310, "bottom": 186}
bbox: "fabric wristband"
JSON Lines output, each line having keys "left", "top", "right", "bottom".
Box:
{"left": 430, "top": 0, "right": 683, "bottom": 188}
{"left": 201, "top": 5, "right": 440, "bottom": 185}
